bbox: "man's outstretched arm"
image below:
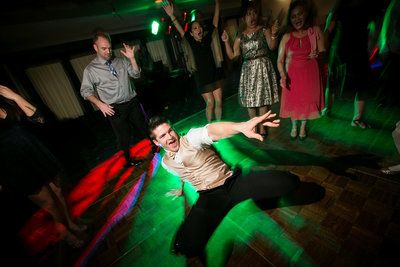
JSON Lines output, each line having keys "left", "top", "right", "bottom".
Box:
{"left": 207, "top": 111, "right": 280, "bottom": 142}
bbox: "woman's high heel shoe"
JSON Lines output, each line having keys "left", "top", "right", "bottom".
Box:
{"left": 290, "top": 128, "right": 298, "bottom": 140}
{"left": 351, "top": 119, "right": 371, "bottom": 129}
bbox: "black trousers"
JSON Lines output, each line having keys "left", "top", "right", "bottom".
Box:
{"left": 108, "top": 97, "right": 149, "bottom": 160}
{"left": 173, "top": 169, "right": 300, "bottom": 257}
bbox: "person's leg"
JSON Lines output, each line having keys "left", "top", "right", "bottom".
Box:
{"left": 228, "top": 170, "right": 300, "bottom": 206}
{"left": 201, "top": 92, "right": 215, "bottom": 123}
{"left": 349, "top": 56, "right": 371, "bottom": 128}
{"left": 257, "top": 105, "right": 268, "bottom": 135}
{"left": 299, "top": 120, "right": 308, "bottom": 140}
{"left": 212, "top": 88, "right": 223, "bottom": 121}
{"left": 127, "top": 98, "right": 151, "bottom": 139}
{"left": 247, "top": 107, "right": 256, "bottom": 118}
{"left": 382, "top": 122, "right": 400, "bottom": 174}
{"left": 173, "top": 188, "right": 232, "bottom": 258}
{"left": 291, "top": 119, "right": 298, "bottom": 139}
{"left": 28, "top": 184, "right": 83, "bottom": 248}
{"left": 108, "top": 103, "right": 131, "bottom": 161}
{"left": 393, "top": 122, "right": 400, "bottom": 153}
{"left": 352, "top": 93, "right": 370, "bottom": 128}
{"left": 126, "top": 97, "right": 158, "bottom": 160}
{"left": 48, "top": 178, "right": 86, "bottom": 232}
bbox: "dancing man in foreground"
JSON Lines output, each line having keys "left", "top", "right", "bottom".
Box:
{"left": 148, "top": 111, "right": 300, "bottom": 260}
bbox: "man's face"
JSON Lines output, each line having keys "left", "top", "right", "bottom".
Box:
{"left": 152, "top": 123, "right": 180, "bottom": 152}
{"left": 94, "top": 36, "right": 112, "bottom": 61}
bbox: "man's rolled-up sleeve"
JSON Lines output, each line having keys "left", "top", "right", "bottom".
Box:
{"left": 80, "top": 68, "right": 95, "bottom": 100}
{"left": 125, "top": 58, "right": 141, "bottom": 79}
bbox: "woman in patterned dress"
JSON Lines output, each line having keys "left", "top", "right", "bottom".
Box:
{"left": 222, "top": 0, "right": 280, "bottom": 136}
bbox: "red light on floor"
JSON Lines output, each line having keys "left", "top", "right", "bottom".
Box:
{"left": 17, "top": 139, "right": 155, "bottom": 258}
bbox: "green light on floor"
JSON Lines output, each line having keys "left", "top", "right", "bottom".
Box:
{"left": 152, "top": 21, "right": 160, "bottom": 35}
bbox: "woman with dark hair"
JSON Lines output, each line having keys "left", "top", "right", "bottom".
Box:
{"left": 163, "top": 0, "right": 224, "bottom": 123}
{"left": 221, "top": 0, "right": 280, "bottom": 137}
{"left": 0, "top": 85, "right": 86, "bottom": 248}
{"left": 277, "top": 0, "right": 325, "bottom": 140}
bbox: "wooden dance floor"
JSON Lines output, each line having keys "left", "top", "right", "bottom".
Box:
{"left": 5, "top": 93, "right": 400, "bottom": 267}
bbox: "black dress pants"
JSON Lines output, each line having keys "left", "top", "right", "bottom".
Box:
{"left": 173, "top": 169, "right": 300, "bottom": 257}
{"left": 108, "top": 97, "right": 149, "bottom": 160}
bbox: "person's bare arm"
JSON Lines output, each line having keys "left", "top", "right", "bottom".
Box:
{"left": 212, "top": 0, "right": 220, "bottom": 28}
{"left": 265, "top": 20, "right": 280, "bottom": 50}
{"left": 315, "top": 26, "right": 326, "bottom": 53}
{"left": 277, "top": 33, "right": 289, "bottom": 88}
{"left": 221, "top": 30, "right": 241, "bottom": 60}
{"left": 0, "top": 85, "right": 36, "bottom": 117}
{"left": 163, "top": 2, "right": 185, "bottom": 38}
{"left": 207, "top": 111, "right": 280, "bottom": 142}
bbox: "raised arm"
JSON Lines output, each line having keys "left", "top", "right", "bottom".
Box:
{"left": 163, "top": 1, "right": 185, "bottom": 38}
{"left": 277, "top": 33, "right": 289, "bottom": 88}
{"left": 212, "top": 0, "right": 220, "bottom": 27}
{"left": 0, "top": 85, "right": 36, "bottom": 117}
{"left": 265, "top": 19, "right": 280, "bottom": 50}
{"left": 120, "top": 43, "right": 141, "bottom": 78}
{"left": 221, "top": 30, "right": 241, "bottom": 60}
{"left": 207, "top": 111, "right": 280, "bottom": 142}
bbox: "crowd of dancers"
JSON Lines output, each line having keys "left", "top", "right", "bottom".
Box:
{"left": 165, "top": 0, "right": 397, "bottom": 139}
{"left": 1, "top": 0, "right": 398, "bottom": 261}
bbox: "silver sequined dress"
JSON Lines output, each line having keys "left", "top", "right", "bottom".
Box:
{"left": 239, "top": 28, "right": 279, "bottom": 107}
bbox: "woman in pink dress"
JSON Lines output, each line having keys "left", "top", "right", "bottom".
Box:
{"left": 277, "top": 0, "right": 325, "bottom": 140}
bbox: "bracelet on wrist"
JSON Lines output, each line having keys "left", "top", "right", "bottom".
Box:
{"left": 271, "top": 35, "right": 278, "bottom": 40}
{"left": 171, "top": 17, "right": 177, "bottom": 23}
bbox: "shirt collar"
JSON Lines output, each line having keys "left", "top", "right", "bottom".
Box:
{"left": 95, "top": 56, "right": 112, "bottom": 65}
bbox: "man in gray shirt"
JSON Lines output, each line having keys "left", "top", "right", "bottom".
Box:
{"left": 80, "top": 31, "right": 150, "bottom": 166}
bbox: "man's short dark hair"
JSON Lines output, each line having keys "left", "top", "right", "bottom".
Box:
{"left": 148, "top": 116, "right": 170, "bottom": 140}
{"left": 93, "top": 31, "right": 111, "bottom": 44}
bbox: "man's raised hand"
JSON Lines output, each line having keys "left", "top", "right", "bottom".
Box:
{"left": 240, "top": 111, "right": 280, "bottom": 141}
{"left": 120, "top": 43, "right": 135, "bottom": 59}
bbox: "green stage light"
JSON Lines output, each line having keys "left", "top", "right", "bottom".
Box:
{"left": 151, "top": 21, "right": 160, "bottom": 35}
{"left": 190, "top": 9, "right": 196, "bottom": 22}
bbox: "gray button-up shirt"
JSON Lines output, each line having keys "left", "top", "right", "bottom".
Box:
{"left": 80, "top": 56, "right": 141, "bottom": 105}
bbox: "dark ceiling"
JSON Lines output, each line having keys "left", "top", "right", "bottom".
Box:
{"left": 0, "top": 0, "right": 241, "bottom": 55}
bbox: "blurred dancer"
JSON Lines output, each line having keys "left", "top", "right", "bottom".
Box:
{"left": 0, "top": 85, "right": 86, "bottom": 248}
{"left": 327, "top": 0, "right": 384, "bottom": 128}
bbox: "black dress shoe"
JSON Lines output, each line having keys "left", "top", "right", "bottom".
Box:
{"left": 126, "top": 159, "right": 143, "bottom": 167}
